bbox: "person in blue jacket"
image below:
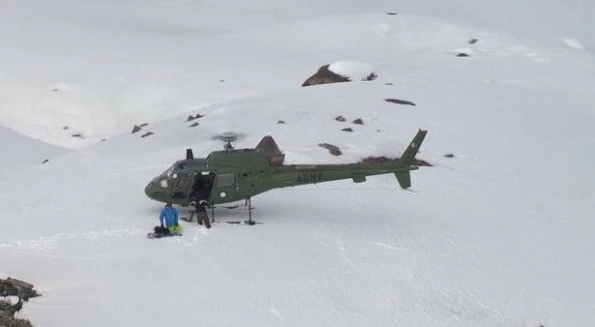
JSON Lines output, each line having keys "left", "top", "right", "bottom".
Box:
{"left": 154, "top": 203, "right": 182, "bottom": 235}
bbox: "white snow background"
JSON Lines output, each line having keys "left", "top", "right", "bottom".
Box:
{"left": 1, "top": 0, "right": 594, "bottom": 326}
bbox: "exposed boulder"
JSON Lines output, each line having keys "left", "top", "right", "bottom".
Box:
{"left": 335, "top": 115, "right": 346, "bottom": 122}
{"left": 186, "top": 114, "right": 203, "bottom": 122}
{"left": 318, "top": 143, "right": 342, "bottom": 156}
{"left": 302, "top": 65, "right": 349, "bottom": 87}
{"left": 352, "top": 118, "right": 364, "bottom": 125}
{"left": 255, "top": 136, "right": 285, "bottom": 166}
{"left": 0, "top": 277, "right": 40, "bottom": 327}
{"left": 302, "top": 61, "right": 377, "bottom": 87}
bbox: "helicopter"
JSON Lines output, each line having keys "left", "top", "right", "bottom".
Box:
{"left": 144, "top": 129, "right": 428, "bottom": 224}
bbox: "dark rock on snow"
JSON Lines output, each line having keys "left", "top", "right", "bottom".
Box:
{"left": 318, "top": 143, "right": 342, "bottom": 156}
{"left": 302, "top": 64, "right": 350, "bottom": 87}
{"left": 385, "top": 98, "right": 416, "bottom": 106}
{"left": 0, "top": 277, "right": 40, "bottom": 327}
{"left": 141, "top": 132, "right": 154, "bottom": 138}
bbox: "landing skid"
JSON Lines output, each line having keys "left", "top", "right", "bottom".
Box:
{"left": 225, "top": 220, "right": 262, "bottom": 225}
{"left": 182, "top": 197, "right": 260, "bottom": 226}
{"left": 218, "top": 197, "right": 258, "bottom": 225}
{"left": 244, "top": 197, "right": 255, "bottom": 225}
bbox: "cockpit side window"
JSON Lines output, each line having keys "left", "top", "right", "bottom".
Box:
{"left": 175, "top": 173, "right": 194, "bottom": 190}
{"left": 216, "top": 173, "right": 235, "bottom": 187}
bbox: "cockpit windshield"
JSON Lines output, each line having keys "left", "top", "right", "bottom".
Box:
{"left": 152, "top": 166, "right": 175, "bottom": 184}
{"left": 151, "top": 159, "right": 208, "bottom": 193}
{"left": 151, "top": 160, "right": 200, "bottom": 189}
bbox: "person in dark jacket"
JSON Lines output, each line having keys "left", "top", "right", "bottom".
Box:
{"left": 195, "top": 199, "right": 211, "bottom": 229}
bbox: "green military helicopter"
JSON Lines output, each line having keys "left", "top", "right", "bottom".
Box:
{"left": 145, "top": 129, "right": 427, "bottom": 224}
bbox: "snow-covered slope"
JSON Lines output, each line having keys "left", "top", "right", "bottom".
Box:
{"left": 0, "top": 125, "right": 69, "bottom": 172}
{"left": 1, "top": 1, "right": 594, "bottom": 326}
{"left": 1, "top": 0, "right": 593, "bottom": 148}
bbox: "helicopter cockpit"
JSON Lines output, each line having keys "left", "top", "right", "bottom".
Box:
{"left": 145, "top": 159, "right": 212, "bottom": 203}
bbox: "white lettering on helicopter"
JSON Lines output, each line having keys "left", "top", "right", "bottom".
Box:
{"left": 297, "top": 172, "right": 322, "bottom": 183}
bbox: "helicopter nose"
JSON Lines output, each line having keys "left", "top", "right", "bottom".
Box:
{"left": 144, "top": 181, "right": 166, "bottom": 202}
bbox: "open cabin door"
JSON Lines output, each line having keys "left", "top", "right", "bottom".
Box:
{"left": 188, "top": 171, "right": 216, "bottom": 202}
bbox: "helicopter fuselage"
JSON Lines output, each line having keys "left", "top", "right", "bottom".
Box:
{"left": 144, "top": 130, "right": 427, "bottom": 207}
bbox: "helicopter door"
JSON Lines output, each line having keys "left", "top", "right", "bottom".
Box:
{"left": 172, "top": 172, "right": 194, "bottom": 199}
{"left": 189, "top": 171, "right": 216, "bottom": 201}
{"left": 211, "top": 172, "right": 237, "bottom": 203}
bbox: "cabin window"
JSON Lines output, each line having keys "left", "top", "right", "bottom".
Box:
{"left": 216, "top": 173, "right": 235, "bottom": 187}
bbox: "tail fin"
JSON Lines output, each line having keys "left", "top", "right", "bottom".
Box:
{"left": 394, "top": 129, "right": 428, "bottom": 189}
{"left": 397, "top": 129, "right": 427, "bottom": 166}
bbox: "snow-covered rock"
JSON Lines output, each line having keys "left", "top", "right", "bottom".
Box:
{"left": 302, "top": 61, "right": 377, "bottom": 87}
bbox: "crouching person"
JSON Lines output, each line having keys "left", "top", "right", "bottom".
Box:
{"left": 155, "top": 203, "right": 183, "bottom": 235}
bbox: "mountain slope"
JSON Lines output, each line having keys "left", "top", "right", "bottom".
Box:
{"left": 1, "top": 79, "right": 593, "bottom": 326}
{"left": 0, "top": 1, "right": 594, "bottom": 327}
{"left": 1, "top": 0, "right": 593, "bottom": 148}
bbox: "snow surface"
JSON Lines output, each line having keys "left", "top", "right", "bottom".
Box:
{"left": 1, "top": 1, "right": 595, "bottom": 326}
